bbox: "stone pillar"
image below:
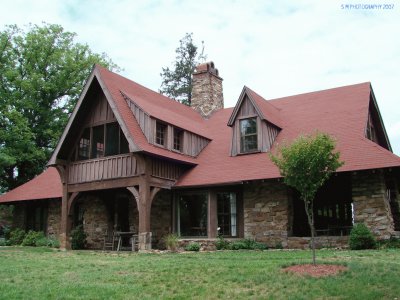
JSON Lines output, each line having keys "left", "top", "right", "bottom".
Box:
{"left": 352, "top": 170, "right": 394, "bottom": 239}
{"left": 191, "top": 61, "right": 224, "bottom": 119}
{"left": 243, "top": 181, "right": 290, "bottom": 248}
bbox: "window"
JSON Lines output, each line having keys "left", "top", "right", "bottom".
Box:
{"left": 173, "top": 127, "right": 183, "bottom": 152}
{"left": 156, "top": 122, "right": 167, "bottom": 146}
{"left": 91, "top": 125, "right": 105, "bottom": 158}
{"left": 78, "top": 128, "right": 91, "bottom": 160}
{"left": 105, "top": 122, "right": 119, "bottom": 156}
{"left": 26, "top": 201, "right": 48, "bottom": 232}
{"left": 76, "top": 122, "right": 129, "bottom": 160}
{"left": 217, "top": 192, "right": 237, "bottom": 237}
{"left": 176, "top": 193, "right": 208, "bottom": 237}
{"left": 240, "top": 117, "right": 258, "bottom": 153}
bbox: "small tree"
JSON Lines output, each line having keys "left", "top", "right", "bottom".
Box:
{"left": 270, "top": 132, "right": 343, "bottom": 264}
{"left": 159, "top": 33, "right": 206, "bottom": 106}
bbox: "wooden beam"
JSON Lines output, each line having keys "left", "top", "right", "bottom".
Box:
{"left": 68, "top": 177, "right": 141, "bottom": 193}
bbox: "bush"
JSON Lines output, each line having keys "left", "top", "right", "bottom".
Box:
{"left": 349, "top": 223, "right": 377, "bottom": 250}
{"left": 9, "top": 228, "right": 26, "bottom": 245}
{"left": 35, "top": 236, "right": 60, "bottom": 248}
{"left": 215, "top": 235, "right": 230, "bottom": 250}
{"left": 185, "top": 242, "right": 200, "bottom": 252}
{"left": 70, "top": 225, "right": 87, "bottom": 250}
{"left": 164, "top": 234, "right": 179, "bottom": 251}
{"left": 22, "top": 231, "right": 45, "bottom": 246}
{"left": 378, "top": 236, "right": 400, "bottom": 249}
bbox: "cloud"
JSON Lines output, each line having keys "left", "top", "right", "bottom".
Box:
{"left": 0, "top": 0, "right": 399, "bottom": 154}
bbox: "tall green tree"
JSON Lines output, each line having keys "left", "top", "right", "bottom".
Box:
{"left": 159, "top": 33, "right": 206, "bottom": 106}
{"left": 0, "top": 23, "right": 119, "bottom": 192}
{"left": 270, "top": 132, "right": 343, "bottom": 265}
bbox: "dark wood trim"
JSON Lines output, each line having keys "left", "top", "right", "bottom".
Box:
{"left": 68, "top": 176, "right": 141, "bottom": 193}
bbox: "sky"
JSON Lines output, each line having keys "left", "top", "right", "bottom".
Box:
{"left": 1, "top": 0, "right": 399, "bottom": 154}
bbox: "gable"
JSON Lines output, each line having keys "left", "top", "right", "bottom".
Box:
{"left": 365, "top": 89, "right": 391, "bottom": 151}
{"left": 48, "top": 68, "right": 139, "bottom": 165}
{"left": 228, "top": 88, "right": 280, "bottom": 156}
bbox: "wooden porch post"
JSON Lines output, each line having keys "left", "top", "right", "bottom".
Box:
{"left": 127, "top": 181, "right": 161, "bottom": 251}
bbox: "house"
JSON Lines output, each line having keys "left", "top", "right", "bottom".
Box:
{"left": 1, "top": 62, "right": 399, "bottom": 250}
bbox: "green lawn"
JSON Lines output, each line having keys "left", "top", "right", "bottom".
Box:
{"left": 0, "top": 247, "right": 399, "bottom": 299}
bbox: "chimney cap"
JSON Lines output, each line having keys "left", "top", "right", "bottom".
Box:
{"left": 194, "top": 61, "right": 219, "bottom": 77}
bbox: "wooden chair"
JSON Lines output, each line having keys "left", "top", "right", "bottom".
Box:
{"left": 103, "top": 229, "right": 117, "bottom": 251}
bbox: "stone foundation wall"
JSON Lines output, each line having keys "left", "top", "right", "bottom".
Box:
{"left": 243, "top": 181, "right": 290, "bottom": 248}
{"left": 151, "top": 190, "right": 172, "bottom": 248}
{"left": 287, "top": 236, "right": 349, "bottom": 249}
{"left": 352, "top": 171, "right": 394, "bottom": 239}
{"left": 47, "top": 199, "right": 61, "bottom": 238}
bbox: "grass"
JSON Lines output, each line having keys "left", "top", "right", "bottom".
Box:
{"left": 1, "top": 247, "right": 400, "bottom": 299}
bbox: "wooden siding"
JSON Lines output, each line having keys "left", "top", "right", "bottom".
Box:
{"left": 237, "top": 96, "right": 258, "bottom": 117}
{"left": 68, "top": 154, "right": 141, "bottom": 184}
{"left": 84, "top": 92, "right": 116, "bottom": 126}
{"left": 230, "top": 97, "right": 280, "bottom": 156}
{"left": 151, "top": 157, "right": 185, "bottom": 180}
{"left": 124, "top": 96, "right": 209, "bottom": 157}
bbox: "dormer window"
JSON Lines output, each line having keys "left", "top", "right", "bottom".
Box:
{"left": 173, "top": 127, "right": 183, "bottom": 152}
{"left": 156, "top": 121, "right": 167, "bottom": 146}
{"left": 240, "top": 117, "right": 258, "bottom": 153}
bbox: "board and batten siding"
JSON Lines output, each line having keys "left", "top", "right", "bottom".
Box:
{"left": 230, "top": 96, "right": 280, "bottom": 156}
{"left": 68, "top": 154, "right": 141, "bottom": 184}
{"left": 83, "top": 93, "right": 116, "bottom": 126}
{"left": 151, "top": 157, "right": 186, "bottom": 181}
{"left": 124, "top": 96, "right": 209, "bottom": 157}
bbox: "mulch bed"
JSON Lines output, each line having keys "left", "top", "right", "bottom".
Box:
{"left": 282, "top": 264, "right": 348, "bottom": 278}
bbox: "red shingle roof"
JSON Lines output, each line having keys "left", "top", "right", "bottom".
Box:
{"left": 176, "top": 82, "right": 400, "bottom": 187}
{"left": 2, "top": 68, "right": 400, "bottom": 202}
{"left": 0, "top": 167, "right": 62, "bottom": 203}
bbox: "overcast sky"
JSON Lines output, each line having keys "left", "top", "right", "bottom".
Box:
{"left": 1, "top": 0, "right": 399, "bottom": 154}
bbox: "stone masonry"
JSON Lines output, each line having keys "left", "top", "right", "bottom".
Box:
{"left": 243, "top": 181, "right": 290, "bottom": 248}
{"left": 191, "top": 62, "right": 224, "bottom": 119}
{"left": 46, "top": 199, "right": 61, "bottom": 238}
{"left": 151, "top": 190, "right": 172, "bottom": 249}
{"left": 81, "top": 194, "right": 109, "bottom": 249}
{"left": 352, "top": 170, "right": 395, "bottom": 239}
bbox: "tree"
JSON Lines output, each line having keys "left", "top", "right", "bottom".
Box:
{"left": 270, "top": 132, "right": 343, "bottom": 264}
{"left": 159, "top": 33, "right": 206, "bottom": 106}
{"left": 0, "top": 23, "right": 119, "bottom": 192}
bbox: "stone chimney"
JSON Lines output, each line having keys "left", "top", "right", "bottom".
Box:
{"left": 191, "top": 61, "right": 224, "bottom": 118}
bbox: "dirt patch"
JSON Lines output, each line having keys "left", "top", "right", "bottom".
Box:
{"left": 282, "top": 264, "right": 347, "bottom": 278}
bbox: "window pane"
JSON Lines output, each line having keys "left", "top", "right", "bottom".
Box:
{"left": 105, "top": 123, "right": 119, "bottom": 156}
{"left": 239, "top": 118, "right": 258, "bottom": 153}
{"left": 156, "top": 122, "right": 167, "bottom": 146}
{"left": 91, "top": 125, "right": 104, "bottom": 158}
{"left": 120, "top": 128, "right": 129, "bottom": 154}
{"left": 173, "top": 128, "right": 183, "bottom": 151}
{"left": 217, "top": 192, "right": 237, "bottom": 237}
{"left": 240, "top": 118, "right": 257, "bottom": 135}
{"left": 177, "top": 194, "right": 207, "bottom": 237}
{"left": 78, "top": 128, "right": 91, "bottom": 160}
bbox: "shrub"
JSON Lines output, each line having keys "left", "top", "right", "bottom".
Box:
{"left": 378, "top": 236, "right": 400, "bottom": 249}
{"left": 229, "top": 240, "right": 247, "bottom": 250}
{"left": 215, "top": 235, "right": 230, "bottom": 250}
{"left": 34, "top": 236, "right": 60, "bottom": 248}
{"left": 349, "top": 223, "right": 377, "bottom": 250}
{"left": 185, "top": 242, "right": 200, "bottom": 252}
{"left": 70, "top": 225, "right": 87, "bottom": 250}
{"left": 9, "top": 228, "right": 26, "bottom": 245}
{"left": 22, "top": 231, "right": 45, "bottom": 246}
{"left": 164, "top": 234, "right": 179, "bottom": 251}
